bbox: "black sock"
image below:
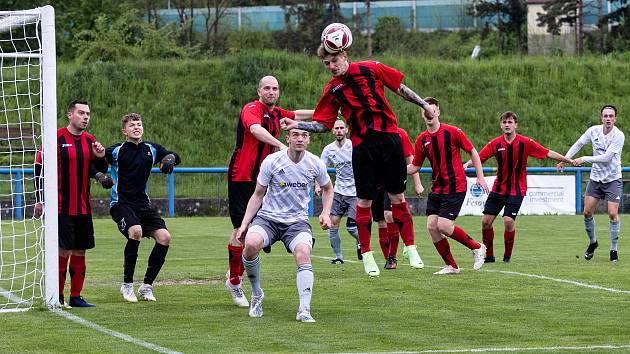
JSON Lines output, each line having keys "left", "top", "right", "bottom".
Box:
{"left": 124, "top": 239, "right": 141, "bottom": 283}
{"left": 144, "top": 243, "right": 169, "bottom": 285}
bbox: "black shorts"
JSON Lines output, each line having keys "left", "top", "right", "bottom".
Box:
{"left": 371, "top": 191, "right": 392, "bottom": 222}
{"left": 352, "top": 130, "right": 407, "bottom": 200}
{"left": 58, "top": 214, "right": 95, "bottom": 250}
{"left": 228, "top": 180, "right": 256, "bottom": 228}
{"left": 110, "top": 203, "right": 167, "bottom": 238}
{"left": 426, "top": 192, "right": 466, "bottom": 220}
{"left": 483, "top": 192, "right": 524, "bottom": 220}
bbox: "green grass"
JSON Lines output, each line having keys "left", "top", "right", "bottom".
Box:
{"left": 1, "top": 215, "right": 630, "bottom": 353}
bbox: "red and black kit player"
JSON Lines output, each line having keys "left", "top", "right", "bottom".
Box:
{"left": 408, "top": 97, "right": 488, "bottom": 275}
{"left": 281, "top": 46, "right": 434, "bottom": 277}
{"left": 227, "top": 75, "right": 313, "bottom": 305}
{"left": 34, "top": 99, "right": 112, "bottom": 308}
{"left": 468, "top": 111, "right": 572, "bottom": 263}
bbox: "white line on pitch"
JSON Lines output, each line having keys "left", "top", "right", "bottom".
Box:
{"left": 311, "top": 255, "right": 630, "bottom": 294}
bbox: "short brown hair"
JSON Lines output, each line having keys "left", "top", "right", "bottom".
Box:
{"left": 121, "top": 113, "right": 142, "bottom": 128}
{"left": 424, "top": 97, "right": 439, "bottom": 107}
{"left": 68, "top": 99, "right": 88, "bottom": 113}
{"left": 500, "top": 111, "right": 518, "bottom": 123}
{"left": 317, "top": 44, "right": 348, "bottom": 59}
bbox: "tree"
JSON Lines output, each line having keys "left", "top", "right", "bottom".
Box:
{"left": 469, "top": 0, "right": 528, "bottom": 53}
{"left": 537, "top": 0, "right": 587, "bottom": 55}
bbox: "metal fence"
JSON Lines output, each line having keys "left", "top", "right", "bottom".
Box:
{"left": 4, "top": 166, "right": 628, "bottom": 219}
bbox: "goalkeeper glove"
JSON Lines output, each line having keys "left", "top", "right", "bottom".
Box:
{"left": 95, "top": 172, "right": 114, "bottom": 189}
{"left": 160, "top": 154, "right": 176, "bottom": 174}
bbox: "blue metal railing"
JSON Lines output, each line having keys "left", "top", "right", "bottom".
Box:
{"left": 1, "top": 166, "right": 627, "bottom": 219}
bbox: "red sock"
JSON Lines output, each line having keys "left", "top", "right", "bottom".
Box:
{"left": 227, "top": 244, "right": 244, "bottom": 286}
{"left": 59, "top": 256, "right": 69, "bottom": 296}
{"left": 391, "top": 202, "right": 415, "bottom": 246}
{"left": 482, "top": 227, "right": 495, "bottom": 257}
{"left": 449, "top": 226, "right": 481, "bottom": 250}
{"left": 387, "top": 222, "right": 400, "bottom": 258}
{"left": 504, "top": 230, "right": 516, "bottom": 258}
{"left": 377, "top": 227, "right": 389, "bottom": 259}
{"left": 69, "top": 255, "right": 86, "bottom": 297}
{"left": 356, "top": 205, "right": 372, "bottom": 254}
{"left": 434, "top": 238, "right": 458, "bottom": 268}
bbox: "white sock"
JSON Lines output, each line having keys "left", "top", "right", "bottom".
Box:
{"left": 242, "top": 255, "right": 262, "bottom": 297}
{"left": 296, "top": 263, "right": 313, "bottom": 312}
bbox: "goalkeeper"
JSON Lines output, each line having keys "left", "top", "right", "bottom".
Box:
{"left": 104, "top": 113, "right": 180, "bottom": 303}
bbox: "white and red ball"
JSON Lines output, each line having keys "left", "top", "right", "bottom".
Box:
{"left": 321, "top": 23, "right": 353, "bottom": 54}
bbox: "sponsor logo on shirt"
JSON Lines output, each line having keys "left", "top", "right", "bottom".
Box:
{"left": 279, "top": 181, "right": 308, "bottom": 189}
{"left": 332, "top": 83, "right": 344, "bottom": 93}
{"left": 498, "top": 148, "right": 506, "bottom": 151}
{"left": 61, "top": 143, "right": 73, "bottom": 148}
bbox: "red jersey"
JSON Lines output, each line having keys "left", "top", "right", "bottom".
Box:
{"left": 228, "top": 100, "right": 295, "bottom": 182}
{"left": 35, "top": 128, "right": 107, "bottom": 215}
{"left": 397, "top": 127, "right": 414, "bottom": 158}
{"left": 312, "top": 61, "right": 404, "bottom": 146}
{"left": 478, "top": 134, "right": 549, "bottom": 196}
{"left": 413, "top": 124, "right": 474, "bottom": 194}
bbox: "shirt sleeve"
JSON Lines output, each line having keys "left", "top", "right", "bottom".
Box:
{"left": 582, "top": 131, "right": 625, "bottom": 163}
{"left": 398, "top": 129, "right": 414, "bottom": 158}
{"left": 241, "top": 103, "right": 263, "bottom": 131}
{"left": 312, "top": 87, "right": 340, "bottom": 130}
{"left": 412, "top": 135, "right": 426, "bottom": 167}
{"left": 527, "top": 138, "right": 550, "bottom": 160}
{"left": 105, "top": 144, "right": 118, "bottom": 164}
{"left": 456, "top": 128, "right": 474, "bottom": 153}
{"left": 565, "top": 127, "right": 593, "bottom": 158}
{"left": 256, "top": 156, "right": 272, "bottom": 187}
{"left": 478, "top": 141, "right": 494, "bottom": 163}
{"left": 315, "top": 158, "right": 331, "bottom": 187}
{"left": 373, "top": 61, "right": 404, "bottom": 92}
{"left": 320, "top": 146, "right": 330, "bottom": 166}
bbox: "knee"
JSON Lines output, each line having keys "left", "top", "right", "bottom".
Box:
{"left": 59, "top": 248, "right": 71, "bottom": 258}
{"left": 243, "top": 234, "right": 263, "bottom": 259}
{"left": 437, "top": 220, "right": 453, "bottom": 234}
{"left": 609, "top": 213, "right": 619, "bottom": 222}
{"left": 155, "top": 230, "right": 171, "bottom": 246}
{"left": 481, "top": 217, "right": 493, "bottom": 229}
{"left": 294, "top": 244, "right": 311, "bottom": 263}
{"left": 128, "top": 226, "right": 142, "bottom": 241}
{"left": 426, "top": 221, "right": 439, "bottom": 234}
{"left": 583, "top": 210, "right": 593, "bottom": 219}
{"left": 504, "top": 219, "right": 515, "bottom": 231}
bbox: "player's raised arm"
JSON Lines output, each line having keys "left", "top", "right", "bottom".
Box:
{"left": 280, "top": 117, "right": 330, "bottom": 133}
{"left": 293, "top": 109, "right": 315, "bottom": 121}
{"left": 396, "top": 83, "right": 434, "bottom": 118}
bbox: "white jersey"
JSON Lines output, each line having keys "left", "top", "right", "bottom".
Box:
{"left": 257, "top": 150, "right": 331, "bottom": 223}
{"left": 566, "top": 125, "right": 625, "bottom": 183}
{"left": 320, "top": 139, "right": 356, "bottom": 196}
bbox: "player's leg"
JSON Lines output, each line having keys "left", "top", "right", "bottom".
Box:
{"left": 439, "top": 193, "right": 485, "bottom": 270}
{"left": 138, "top": 226, "right": 170, "bottom": 302}
{"left": 481, "top": 192, "right": 502, "bottom": 263}
{"left": 383, "top": 208, "right": 399, "bottom": 270}
{"left": 373, "top": 193, "right": 389, "bottom": 260}
{"left": 344, "top": 196, "right": 361, "bottom": 260}
{"left": 58, "top": 247, "right": 71, "bottom": 308}
{"left": 227, "top": 181, "right": 254, "bottom": 290}
{"left": 427, "top": 212, "right": 459, "bottom": 275}
{"left": 111, "top": 203, "right": 142, "bottom": 302}
{"left": 352, "top": 137, "right": 378, "bottom": 275}
{"left": 605, "top": 179, "right": 622, "bottom": 262}
{"left": 285, "top": 222, "right": 316, "bottom": 322}
{"left": 328, "top": 193, "right": 344, "bottom": 263}
{"left": 242, "top": 216, "right": 271, "bottom": 317}
{"left": 583, "top": 180, "right": 603, "bottom": 260}
{"left": 68, "top": 214, "right": 96, "bottom": 307}
{"left": 501, "top": 196, "right": 523, "bottom": 263}
{"left": 57, "top": 215, "right": 74, "bottom": 307}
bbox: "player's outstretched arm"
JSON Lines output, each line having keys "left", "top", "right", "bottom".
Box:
{"left": 396, "top": 84, "right": 434, "bottom": 117}
{"left": 237, "top": 183, "right": 267, "bottom": 243}
{"left": 250, "top": 124, "right": 287, "bottom": 150}
{"left": 293, "top": 109, "right": 315, "bottom": 121}
{"left": 280, "top": 118, "right": 330, "bottom": 133}
{"left": 547, "top": 150, "right": 574, "bottom": 165}
{"left": 319, "top": 181, "right": 334, "bottom": 230}
{"left": 469, "top": 148, "right": 489, "bottom": 193}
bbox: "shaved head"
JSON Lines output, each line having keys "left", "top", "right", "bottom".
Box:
{"left": 258, "top": 76, "right": 278, "bottom": 90}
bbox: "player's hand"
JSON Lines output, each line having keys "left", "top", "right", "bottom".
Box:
{"left": 422, "top": 105, "right": 435, "bottom": 119}
{"left": 314, "top": 184, "right": 321, "bottom": 197}
{"left": 414, "top": 182, "right": 424, "bottom": 196}
{"left": 556, "top": 161, "right": 565, "bottom": 172}
{"left": 319, "top": 214, "right": 331, "bottom": 230}
{"left": 476, "top": 177, "right": 489, "bottom": 194}
{"left": 276, "top": 143, "right": 287, "bottom": 151}
{"left": 572, "top": 157, "right": 584, "bottom": 167}
{"left": 95, "top": 172, "right": 114, "bottom": 189}
{"left": 236, "top": 225, "right": 248, "bottom": 244}
{"left": 34, "top": 202, "right": 43, "bottom": 218}
{"left": 462, "top": 161, "right": 472, "bottom": 169}
{"left": 160, "top": 154, "right": 176, "bottom": 174}
{"left": 92, "top": 141, "right": 105, "bottom": 158}
{"left": 280, "top": 118, "right": 297, "bottom": 131}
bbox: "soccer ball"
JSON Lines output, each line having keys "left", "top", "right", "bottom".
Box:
{"left": 321, "top": 23, "right": 353, "bottom": 54}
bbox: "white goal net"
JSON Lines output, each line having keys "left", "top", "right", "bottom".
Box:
{"left": 0, "top": 6, "right": 58, "bottom": 312}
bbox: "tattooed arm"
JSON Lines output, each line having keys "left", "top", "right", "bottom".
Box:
{"left": 396, "top": 84, "right": 433, "bottom": 117}
{"left": 280, "top": 118, "right": 330, "bottom": 133}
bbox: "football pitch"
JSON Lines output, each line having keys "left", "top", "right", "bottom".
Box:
{"left": 1, "top": 215, "right": 629, "bottom": 353}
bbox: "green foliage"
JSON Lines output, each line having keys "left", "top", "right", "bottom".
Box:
{"left": 57, "top": 52, "right": 629, "bottom": 172}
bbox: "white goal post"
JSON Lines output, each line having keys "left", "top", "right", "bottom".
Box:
{"left": 0, "top": 6, "right": 58, "bottom": 312}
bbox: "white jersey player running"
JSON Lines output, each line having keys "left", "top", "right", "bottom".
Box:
{"left": 238, "top": 128, "right": 333, "bottom": 323}
{"left": 316, "top": 119, "right": 361, "bottom": 264}
{"left": 558, "top": 104, "right": 625, "bottom": 262}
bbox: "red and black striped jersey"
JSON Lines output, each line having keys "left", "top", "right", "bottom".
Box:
{"left": 35, "top": 127, "right": 107, "bottom": 215}
{"left": 228, "top": 100, "right": 295, "bottom": 182}
{"left": 397, "top": 127, "right": 414, "bottom": 158}
{"left": 313, "top": 61, "right": 404, "bottom": 146}
{"left": 478, "top": 134, "right": 549, "bottom": 196}
{"left": 413, "top": 124, "right": 474, "bottom": 194}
